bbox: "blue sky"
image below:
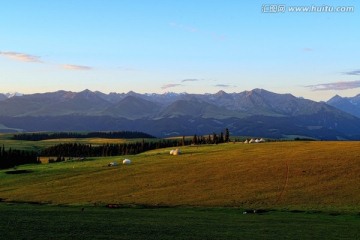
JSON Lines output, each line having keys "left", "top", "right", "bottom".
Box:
{"left": 0, "top": 0, "right": 359, "bottom": 101}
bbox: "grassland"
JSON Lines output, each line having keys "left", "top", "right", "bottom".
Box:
{"left": 1, "top": 203, "right": 359, "bottom": 240}
{"left": 0, "top": 133, "right": 143, "bottom": 151}
{"left": 1, "top": 141, "right": 360, "bottom": 239}
{"left": 1, "top": 141, "right": 360, "bottom": 211}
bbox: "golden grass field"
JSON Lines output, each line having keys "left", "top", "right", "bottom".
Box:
{"left": 1, "top": 141, "right": 360, "bottom": 212}
{"left": 0, "top": 134, "right": 129, "bottom": 151}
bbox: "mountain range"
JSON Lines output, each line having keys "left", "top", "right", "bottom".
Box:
{"left": 1, "top": 89, "right": 360, "bottom": 140}
{"left": 327, "top": 94, "right": 360, "bottom": 118}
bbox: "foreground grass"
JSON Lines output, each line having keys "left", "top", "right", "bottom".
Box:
{"left": 1, "top": 141, "right": 360, "bottom": 212}
{"left": 0, "top": 203, "right": 359, "bottom": 240}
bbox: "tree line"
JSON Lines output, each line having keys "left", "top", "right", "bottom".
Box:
{"left": 12, "top": 131, "right": 155, "bottom": 141}
{"left": 42, "top": 128, "right": 231, "bottom": 157}
{"left": 41, "top": 139, "right": 192, "bottom": 158}
{"left": 0, "top": 145, "right": 40, "bottom": 169}
{"left": 192, "top": 128, "right": 230, "bottom": 144}
{"left": 1, "top": 128, "right": 230, "bottom": 168}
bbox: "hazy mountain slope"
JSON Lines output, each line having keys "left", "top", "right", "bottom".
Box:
{"left": 1, "top": 113, "right": 360, "bottom": 139}
{"left": 229, "top": 89, "right": 330, "bottom": 116}
{"left": 158, "top": 99, "right": 247, "bottom": 119}
{"left": 103, "top": 95, "right": 161, "bottom": 119}
{"left": 38, "top": 89, "right": 110, "bottom": 116}
{"left": 327, "top": 94, "right": 360, "bottom": 118}
{"left": 0, "top": 90, "right": 111, "bottom": 116}
{"left": 0, "top": 94, "right": 7, "bottom": 101}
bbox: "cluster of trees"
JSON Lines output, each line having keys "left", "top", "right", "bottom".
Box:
{"left": 0, "top": 145, "right": 40, "bottom": 169}
{"left": 2, "top": 129, "right": 231, "bottom": 168}
{"left": 192, "top": 128, "right": 230, "bottom": 145}
{"left": 12, "top": 131, "right": 155, "bottom": 141}
{"left": 41, "top": 139, "right": 193, "bottom": 157}
{"left": 41, "top": 129, "right": 230, "bottom": 158}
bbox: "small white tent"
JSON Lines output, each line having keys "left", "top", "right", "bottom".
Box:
{"left": 169, "top": 148, "right": 181, "bottom": 155}
{"left": 123, "top": 159, "right": 131, "bottom": 165}
{"left": 249, "top": 139, "right": 255, "bottom": 143}
{"left": 255, "top": 139, "right": 260, "bottom": 143}
{"left": 173, "top": 148, "right": 181, "bottom": 155}
{"left": 244, "top": 139, "right": 249, "bottom": 144}
{"left": 259, "top": 138, "right": 265, "bottom": 142}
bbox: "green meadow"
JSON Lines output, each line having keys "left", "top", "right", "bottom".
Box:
{"left": 1, "top": 139, "right": 360, "bottom": 239}
{"left": 0, "top": 133, "right": 146, "bottom": 152}
{"left": 1, "top": 203, "right": 359, "bottom": 240}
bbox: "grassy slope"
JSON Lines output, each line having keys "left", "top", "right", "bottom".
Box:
{"left": 1, "top": 141, "right": 360, "bottom": 212}
{"left": 1, "top": 203, "right": 359, "bottom": 240}
{"left": 0, "top": 133, "right": 138, "bottom": 151}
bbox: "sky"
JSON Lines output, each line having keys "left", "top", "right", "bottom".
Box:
{"left": 0, "top": 0, "right": 359, "bottom": 101}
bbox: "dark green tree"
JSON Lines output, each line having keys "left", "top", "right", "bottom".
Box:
{"left": 225, "top": 128, "right": 230, "bottom": 142}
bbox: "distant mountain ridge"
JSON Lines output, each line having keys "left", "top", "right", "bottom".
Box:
{"left": 327, "top": 94, "right": 360, "bottom": 118}
{"left": 0, "top": 92, "right": 23, "bottom": 101}
{"left": 1, "top": 89, "right": 360, "bottom": 140}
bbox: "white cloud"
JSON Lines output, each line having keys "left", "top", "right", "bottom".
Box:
{"left": 214, "top": 84, "right": 236, "bottom": 88}
{"left": 343, "top": 70, "right": 360, "bottom": 75}
{"left": 181, "top": 78, "right": 201, "bottom": 82}
{"left": 62, "top": 64, "right": 92, "bottom": 70}
{"left": 161, "top": 83, "right": 182, "bottom": 90}
{"left": 0, "top": 51, "right": 42, "bottom": 63}
{"left": 305, "top": 80, "right": 360, "bottom": 91}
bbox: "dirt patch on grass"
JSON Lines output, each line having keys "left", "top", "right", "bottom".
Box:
{"left": 5, "top": 170, "right": 34, "bottom": 175}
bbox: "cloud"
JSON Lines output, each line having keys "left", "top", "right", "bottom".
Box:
{"left": 0, "top": 51, "right": 42, "bottom": 63}
{"left": 161, "top": 83, "right": 182, "bottom": 90}
{"left": 303, "top": 48, "right": 313, "bottom": 52}
{"left": 214, "top": 84, "right": 236, "bottom": 88}
{"left": 343, "top": 70, "right": 360, "bottom": 75}
{"left": 305, "top": 80, "right": 360, "bottom": 91}
{"left": 62, "top": 64, "right": 92, "bottom": 70}
{"left": 181, "top": 78, "right": 201, "bottom": 82}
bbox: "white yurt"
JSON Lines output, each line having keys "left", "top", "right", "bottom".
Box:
{"left": 249, "top": 139, "right": 255, "bottom": 143}
{"left": 123, "top": 159, "right": 132, "bottom": 165}
{"left": 172, "top": 148, "right": 181, "bottom": 155}
{"left": 170, "top": 149, "right": 175, "bottom": 155}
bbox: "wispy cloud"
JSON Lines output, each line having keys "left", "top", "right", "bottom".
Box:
{"left": 0, "top": 51, "right": 42, "bottom": 63}
{"left": 303, "top": 48, "right": 313, "bottom": 52}
{"left": 214, "top": 84, "right": 236, "bottom": 88}
{"left": 161, "top": 83, "right": 182, "bottom": 90}
{"left": 62, "top": 64, "right": 92, "bottom": 70}
{"left": 305, "top": 80, "right": 360, "bottom": 91}
{"left": 181, "top": 78, "right": 201, "bottom": 82}
{"left": 343, "top": 70, "right": 360, "bottom": 75}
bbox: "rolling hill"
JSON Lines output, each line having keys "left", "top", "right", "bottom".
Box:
{"left": 1, "top": 142, "right": 359, "bottom": 211}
